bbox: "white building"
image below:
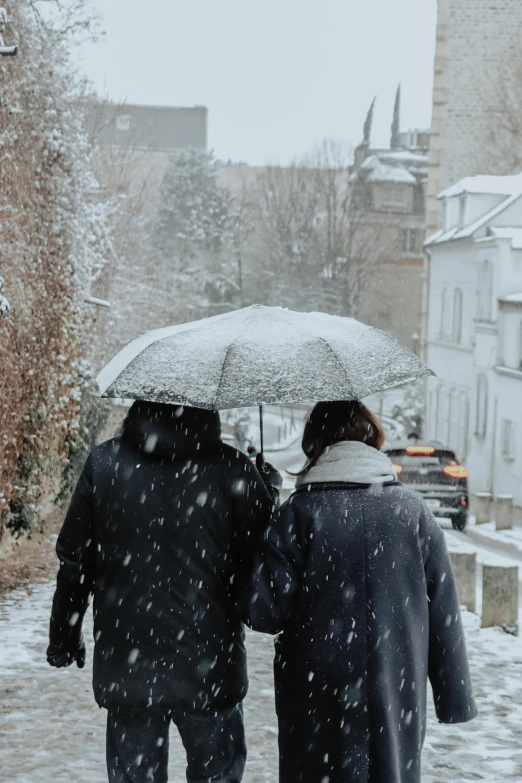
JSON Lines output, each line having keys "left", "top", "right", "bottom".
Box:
{"left": 425, "top": 175, "right": 522, "bottom": 509}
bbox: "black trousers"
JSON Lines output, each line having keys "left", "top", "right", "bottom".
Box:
{"left": 106, "top": 704, "right": 246, "bottom": 783}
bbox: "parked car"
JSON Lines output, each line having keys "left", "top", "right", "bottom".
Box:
{"left": 384, "top": 439, "right": 469, "bottom": 531}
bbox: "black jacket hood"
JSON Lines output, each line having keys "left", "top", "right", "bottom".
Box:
{"left": 122, "top": 400, "right": 221, "bottom": 459}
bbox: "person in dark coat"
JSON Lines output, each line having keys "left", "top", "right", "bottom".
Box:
{"left": 246, "top": 401, "right": 477, "bottom": 783}
{"left": 47, "top": 400, "right": 280, "bottom": 783}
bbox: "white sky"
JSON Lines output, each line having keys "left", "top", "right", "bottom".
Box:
{"left": 79, "top": 0, "right": 438, "bottom": 165}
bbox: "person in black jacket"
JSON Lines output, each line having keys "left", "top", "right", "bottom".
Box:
{"left": 47, "top": 400, "right": 279, "bottom": 783}
{"left": 246, "top": 400, "right": 477, "bottom": 783}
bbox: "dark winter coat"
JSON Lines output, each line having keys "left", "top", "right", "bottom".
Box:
{"left": 246, "top": 481, "right": 477, "bottom": 783}
{"left": 49, "top": 401, "right": 274, "bottom": 714}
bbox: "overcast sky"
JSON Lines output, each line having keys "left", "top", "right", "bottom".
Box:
{"left": 79, "top": 0, "right": 438, "bottom": 165}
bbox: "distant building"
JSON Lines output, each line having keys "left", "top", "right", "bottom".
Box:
{"left": 425, "top": 173, "right": 522, "bottom": 509}
{"left": 426, "top": 0, "right": 522, "bottom": 237}
{"left": 217, "top": 95, "right": 429, "bottom": 352}
{"left": 350, "top": 95, "right": 429, "bottom": 352}
{"left": 396, "top": 129, "right": 430, "bottom": 155}
{"left": 90, "top": 101, "right": 208, "bottom": 205}
{"left": 93, "top": 103, "right": 208, "bottom": 152}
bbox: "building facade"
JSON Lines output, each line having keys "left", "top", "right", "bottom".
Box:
{"left": 425, "top": 174, "right": 522, "bottom": 508}
{"left": 427, "top": 0, "right": 522, "bottom": 236}
{"left": 90, "top": 102, "right": 208, "bottom": 207}
{"left": 351, "top": 143, "right": 429, "bottom": 352}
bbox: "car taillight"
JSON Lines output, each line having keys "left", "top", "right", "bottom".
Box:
{"left": 406, "top": 446, "right": 435, "bottom": 456}
{"left": 392, "top": 464, "right": 403, "bottom": 475}
{"left": 444, "top": 465, "right": 468, "bottom": 479}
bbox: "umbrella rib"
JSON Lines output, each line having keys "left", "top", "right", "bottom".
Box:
{"left": 214, "top": 340, "right": 237, "bottom": 408}
{"left": 318, "top": 337, "right": 355, "bottom": 397}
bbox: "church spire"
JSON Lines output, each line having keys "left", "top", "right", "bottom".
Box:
{"left": 363, "top": 96, "right": 376, "bottom": 146}
{"left": 391, "top": 84, "right": 401, "bottom": 149}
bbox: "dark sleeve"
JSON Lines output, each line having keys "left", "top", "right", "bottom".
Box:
{"left": 229, "top": 453, "right": 276, "bottom": 574}
{"left": 425, "top": 531, "right": 478, "bottom": 724}
{"left": 244, "top": 501, "right": 307, "bottom": 635}
{"left": 49, "top": 454, "right": 96, "bottom": 648}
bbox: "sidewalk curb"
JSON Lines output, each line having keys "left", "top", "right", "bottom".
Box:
{"left": 463, "top": 527, "right": 522, "bottom": 563}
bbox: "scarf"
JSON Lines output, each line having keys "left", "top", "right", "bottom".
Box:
{"left": 295, "top": 440, "right": 397, "bottom": 488}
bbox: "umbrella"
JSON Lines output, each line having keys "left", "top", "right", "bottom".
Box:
{"left": 97, "top": 305, "right": 434, "bottom": 451}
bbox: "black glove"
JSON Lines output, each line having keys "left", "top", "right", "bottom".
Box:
{"left": 47, "top": 636, "right": 86, "bottom": 669}
{"left": 256, "top": 453, "right": 283, "bottom": 491}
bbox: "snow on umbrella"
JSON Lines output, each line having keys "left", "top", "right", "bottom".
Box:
{"left": 97, "top": 305, "right": 433, "bottom": 440}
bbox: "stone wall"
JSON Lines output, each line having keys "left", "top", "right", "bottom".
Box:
{"left": 427, "top": 0, "right": 522, "bottom": 236}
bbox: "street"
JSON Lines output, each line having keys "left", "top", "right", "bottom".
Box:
{"left": 1, "top": 408, "right": 522, "bottom": 782}
{"left": 0, "top": 568, "right": 521, "bottom": 783}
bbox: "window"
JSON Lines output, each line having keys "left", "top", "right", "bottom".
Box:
{"left": 475, "top": 373, "right": 488, "bottom": 439}
{"left": 453, "top": 288, "right": 463, "bottom": 343}
{"left": 433, "top": 386, "right": 442, "bottom": 439}
{"left": 476, "top": 260, "right": 493, "bottom": 321}
{"left": 448, "top": 389, "right": 458, "bottom": 449}
{"left": 459, "top": 395, "right": 470, "bottom": 459}
{"left": 438, "top": 389, "right": 450, "bottom": 443}
{"left": 428, "top": 390, "right": 436, "bottom": 440}
{"left": 519, "top": 320, "right": 522, "bottom": 370}
{"left": 440, "top": 287, "right": 453, "bottom": 340}
{"left": 383, "top": 185, "right": 406, "bottom": 205}
{"left": 402, "top": 229, "right": 422, "bottom": 254}
{"left": 458, "top": 195, "right": 466, "bottom": 229}
{"left": 116, "top": 114, "right": 132, "bottom": 131}
{"left": 501, "top": 419, "right": 517, "bottom": 461}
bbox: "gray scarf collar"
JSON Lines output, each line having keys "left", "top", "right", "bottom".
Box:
{"left": 295, "top": 440, "right": 397, "bottom": 488}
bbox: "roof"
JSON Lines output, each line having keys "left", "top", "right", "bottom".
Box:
{"left": 425, "top": 190, "right": 522, "bottom": 247}
{"left": 90, "top": 102, "right": 208, "bottom": 152}
{"left": 499, "top": 292, "right": 522, "bottom": 305}
{"left": 361, "top": 155, "right": 417, "bottom": 184}
{"left": 439, "top": 173, "right": 522, "bottom": 199}
{"left": 378, "top": 150, "right": 428, "bottom": 166}
{"left": 487, "top": 227, "right": 522, "bottom": 249}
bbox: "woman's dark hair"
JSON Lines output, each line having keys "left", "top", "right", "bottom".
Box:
{"left": 294, "top": 400, "right": 385, "bottom": 476}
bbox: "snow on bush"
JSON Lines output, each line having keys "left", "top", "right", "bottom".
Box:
{"left": 0, "top": 1, "right": 111, "bottom": 535}
{"left": 0, "top": 277, "right": 10, "bottom": 319}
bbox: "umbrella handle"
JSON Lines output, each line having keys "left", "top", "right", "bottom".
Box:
{"left": 259, "top": 405, "right": 264, "bottom": 455}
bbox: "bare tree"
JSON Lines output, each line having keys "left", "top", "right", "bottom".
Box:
{"left": 254, "top": 161, "right": 322, "bottom": 309}
{"left": 85, "top": 97, "right": 177, "bottom": 365}
{"left": 227, "top": 171, "right": 257, "bottom": 307}
{"left": 255, "top": 141, "right": 398, "bottom": 317}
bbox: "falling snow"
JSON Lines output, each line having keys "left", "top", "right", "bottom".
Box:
{"left": 0, "top": 581, "right": 521, "bottom": 782}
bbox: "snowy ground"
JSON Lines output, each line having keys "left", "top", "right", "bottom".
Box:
{"left": 0, "top": 571, "right": 521, "bottom": 783}
{"left": 2, "top": 401, "right": 521, "bottom": 782}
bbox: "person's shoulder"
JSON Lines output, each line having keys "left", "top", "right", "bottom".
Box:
{"left": 89, "top": 437, "right": 125, "bottom": 467}
{"left": 218, "top": 441, "right": 255, "bottom": 471}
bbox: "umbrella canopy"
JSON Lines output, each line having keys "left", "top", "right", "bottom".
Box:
{"left": 97, "top": 306, "right": 434, "bottom": 409}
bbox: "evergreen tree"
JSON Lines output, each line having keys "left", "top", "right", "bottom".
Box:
{"left": 391, "top": 84, "right": 401, "bottom": 148}
{"left": 154, "top": 150, "right": 239, "bottom": 315}
{"left": 363, "top": 96, "right": 376, "bottom": 145}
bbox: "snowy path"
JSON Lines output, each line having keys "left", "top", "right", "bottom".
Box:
{"left": 1, "top": 574, "right": 522, "bottom": 783}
